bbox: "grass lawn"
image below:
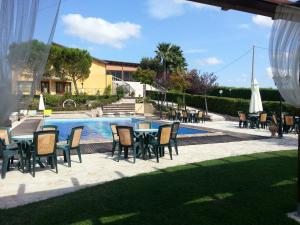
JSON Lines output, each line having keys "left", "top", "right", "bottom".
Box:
{"left": 0, "top": 150, "right": 299, "bottom": 225}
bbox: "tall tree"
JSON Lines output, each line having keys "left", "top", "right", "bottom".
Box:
{"left": 140, "top": 57, "right": 163, "bottom": 74}
{"left": 198, "top": 72, "right": 218, "bottom": 113}
{"left": 58, "top": 48, "right": 92, "bottom": 95}
{"left": 8, "top": 40, "right": 49, "bottom": 95}
{"left": 155, "top": 43, "right": 187, "bottom": 85}
{"left": 155, "top": 43, "right": 172, "bottom": 83}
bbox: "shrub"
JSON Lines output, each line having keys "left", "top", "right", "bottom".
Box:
{"left": 116, "top": 86, "right": 125, "bottom": 99}
{"left": 103, "top": 85, "right": 112, "bottom": 97}
{"left": 210, "top": 86, "right": 281, "bottom": 101}
{"left": 147, "top": 91, "right": 297, "bottom": 116}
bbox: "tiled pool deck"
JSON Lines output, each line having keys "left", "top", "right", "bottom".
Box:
{"left": 0, "top": 116, "right": 297, "bottom": 208}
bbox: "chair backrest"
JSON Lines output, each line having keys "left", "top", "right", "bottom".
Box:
{"left": 0, "top": 127, "right": 10, "bottom": 145}
{"left": 260, "top": 113, "right": 267, "bottom": 122}
{"left": 198, "top": 111, "right": 203, "bottom": 118}
{"left": 239, "top": 113, "right": 246, "bottom": 122}
{"left": 41, "top": 125, "right": 58, "bottom": 131}
{"left": 157, "top": 125, "right": 172, "bottom": 145}
{"left": 116, "top": 126, "right": 134, "bottom": 147}
{"left": 182, "top": 110, "right": 187, "bottom": 117}
{"left": 137, "top": 122, "right": 151, "bottom": 129}
{"left": 285, "top": 116, "right": 294, "bottom": 126}
{"left": 110, "top": 123, "right": 118, "bottom": 140}
{"left": 69, "top": 126, "right": 84, "bottom": 149}
{"left": 171, "top": 122, "right": 180, "bottom": 139}
{"left": 33, "top": 130, "right": 58, "bottom": 156}
{"left": 272, "top": 115, "right": 277, "bottom": 125}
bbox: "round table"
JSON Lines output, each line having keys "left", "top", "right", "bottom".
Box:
{"left": 134, "top": 129, "right": 158, "bottom": 159}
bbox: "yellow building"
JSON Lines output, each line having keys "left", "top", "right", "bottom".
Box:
{"left": 38, "top": 44, "right": 139, "bottom": 96}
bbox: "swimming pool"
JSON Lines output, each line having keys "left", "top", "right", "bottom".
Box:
{"left": 44, "top": 118, "right": 208, "bottom": 142}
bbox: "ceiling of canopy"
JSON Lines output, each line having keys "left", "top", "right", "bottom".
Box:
{"left": 187, "top": 0, "right": 300, "bottom": 18}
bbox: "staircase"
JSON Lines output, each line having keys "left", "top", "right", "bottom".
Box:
{"left": 102, "top": 98, "right": 135, "bottom": 115}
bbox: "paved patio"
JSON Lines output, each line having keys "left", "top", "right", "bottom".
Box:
{"left": 0, "top": 118, "right": 297, "bottom": 209}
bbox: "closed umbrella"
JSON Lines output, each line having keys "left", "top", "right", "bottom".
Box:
{"left": 38, "top": 94, "right": 45, "bottom": 111}
{"left": 249, "top": 78, "right": 263, "bottom": 113}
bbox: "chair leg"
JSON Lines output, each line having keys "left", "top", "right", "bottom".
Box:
{"left": 155, "top": 146, "right": 159, "bottom": 163}
{"left": 112, "top": 141, "right": 116, "bottom": 156}
{"left": 32, "top": 155, "right": 36, "bottom": 177}
{"left": 65, "top": 150, "right": 71, "bottom": 167}
{"left": 174, "top": 140, "right": 178, "bottom": 155}
{"left": 54, "top": 155, "right": 58, "bottom": 173}
{"left": 77, "top": 147, "right": 82, "bottom": 163}
{"left": 168, "top": 145, "right": 173, "bottom": 160}
{"left": 1, "top": 157, "right": 8, "bottom": 179}
{"left": 117, "top": 145, "right": 122, "bottom": 162}
{"left": 133, "top": 147, "right": 136, "bottom": 163}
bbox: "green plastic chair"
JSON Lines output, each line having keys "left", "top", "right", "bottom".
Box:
{"left": 116, "top": 126, "right": 140, "bottom": 163}
{"left": 148, "top": 124, "right": 172, "bottom": 163}
{"left": 57, "top": 126, "right": 84, "bottom": 167}
{"left": 110, "top": 123, "right": 119, "bottom": 156}
{"left": 170, "top": 122, "right": 180, "bottom": 155}
{"left": 30, "top": 130, "right": 59, "bottom": 177}
{"left": 0, "top": 127, "right": 19, "bottom": 179}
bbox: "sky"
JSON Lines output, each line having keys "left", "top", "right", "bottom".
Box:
{"left": 51, "top": 0, "right": 275, "bottom": 88}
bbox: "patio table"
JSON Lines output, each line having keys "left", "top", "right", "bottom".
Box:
{"left": 11, "top": 134, "right": 48, "bottom": 170}
{"left": 11, "top": 135, "right": 34, "bottom": 172}
{"left": 248, "top": 114, "right": 259, "bottom": 128}
{"left": 134, "top": 128, "right": 158, "bottom": 159}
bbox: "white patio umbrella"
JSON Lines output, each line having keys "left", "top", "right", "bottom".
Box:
{"left": 249, "top": 78, "right": 263, "bottom": 113}
{"left": 38, "top": 94, "right": 45, "bottom": 111}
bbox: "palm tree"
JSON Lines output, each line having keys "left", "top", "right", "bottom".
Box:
{"left": 155, "top": 43, "right": 172, "bottom": 82}
{"left": 155, "top": 43, "right": 187, "bottom": 83}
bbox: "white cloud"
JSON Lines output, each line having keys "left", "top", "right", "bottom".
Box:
{"left": 62, "top": 14, "right": 141, "bottom": 49}
{"left": 238, "top": 24, "right": 250, "bottom": 29}
{"left": 185, "top": 48, "right": 206, "bottom": 54}
{"left": 147, "top": 0, "right": 217, "bottom": 19}
{"left": 196, "top": 57, "right": 223, "bottom": 66}
{"left": 252, "top": 15, "right": 273, "bottom": 27}
{"left": 266, "top": 67, "right": 273, "bottom": 78}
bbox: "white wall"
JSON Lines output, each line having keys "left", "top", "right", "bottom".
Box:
{"left": 126, "top": 81, "right": 158, "bottom": 97}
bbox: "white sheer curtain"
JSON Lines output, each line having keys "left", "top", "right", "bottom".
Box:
{"left": 0, "top": 0, "right": 61, "bottom": 125}
{"left": 269, "top": 5, "right": 300, "bottom": 108}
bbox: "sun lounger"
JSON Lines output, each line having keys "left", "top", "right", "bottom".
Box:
{"left": 43, "top": 109, "right": 52, "bottom": 117}
{"left": 27, "top": 110, "right": 37, "bottom": 117}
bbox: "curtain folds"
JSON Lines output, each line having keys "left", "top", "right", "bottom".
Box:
{"left": 269, "top": 5, "right": 300, "bottom": 108}
{"left": 0, "top": 0, "right": 61, "bottom": 125}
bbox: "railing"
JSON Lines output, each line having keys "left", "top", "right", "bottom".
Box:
{"left": 111, "top": 76, "right": 135, "bottom": 97}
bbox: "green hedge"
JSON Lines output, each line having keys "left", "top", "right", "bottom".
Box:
{"left": 209, "top": 86, "right": 281, "bottom": 101}
{"left": 147, "top": 91, "right": 297, "bottom": 116}
{"left": 29, "top": 94, "right": 118, "bottom": 111}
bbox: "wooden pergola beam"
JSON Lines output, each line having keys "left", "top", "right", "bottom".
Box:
{"left": 187, "top": 0, "right": 299, "bottom": 18}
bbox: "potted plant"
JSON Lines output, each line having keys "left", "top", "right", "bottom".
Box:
{"left": 269, "top": 121, "right": 278, "bottom": 137}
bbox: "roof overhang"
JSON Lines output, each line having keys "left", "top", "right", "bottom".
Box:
{"left": 187, "top": 0, "right": 300, "bottom": 18}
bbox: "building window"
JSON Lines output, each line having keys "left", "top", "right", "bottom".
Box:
{"left": 17, "top": 81, "right": 32, "bottom": 94}
{"left": 107, "top": 70, "right": 122, "bottom": 80}
{"left": 56, "top": 82, "right": 71, "bottom": 94}
{"left": 123, "top": 71, "right": 134, "bottom": 81}
{"left": 41, "top": 81, "right": 50, "bottom": 93}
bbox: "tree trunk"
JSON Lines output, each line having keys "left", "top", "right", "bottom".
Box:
{"left": 204, "top": 92, "right": 208, "bottom": 114}
{"left": 163, "top": 60, "right": 167, "bottom": 83}
{"left": 73, "top": 78, "right": 79, "bottom": 95}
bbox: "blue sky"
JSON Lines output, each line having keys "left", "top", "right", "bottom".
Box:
{"left": 52, "top": 0, "right": 275, "bottom": 88}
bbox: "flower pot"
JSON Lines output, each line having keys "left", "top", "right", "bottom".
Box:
{"left": 269, "top": 125, "right": 278, "bottom": 137}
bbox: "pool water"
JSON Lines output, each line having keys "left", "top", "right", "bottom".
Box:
{"left": 44, "top": 118, "right": 208, "bottom": 142}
